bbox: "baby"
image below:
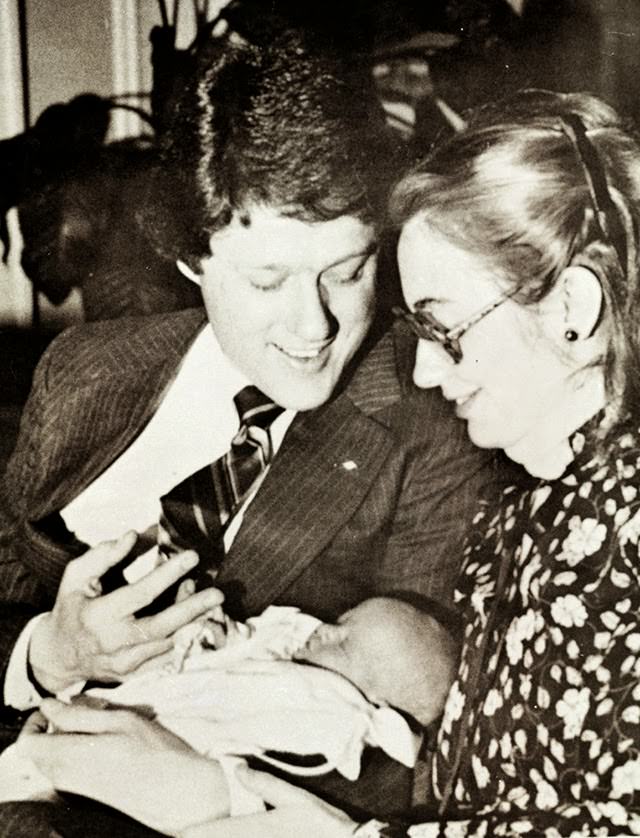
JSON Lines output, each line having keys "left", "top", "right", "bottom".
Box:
{"left": 0, "top": 597, "right": 457, "bottom": 812}
{"left": 293, "top": 596, "right": 457, "bottom": 729}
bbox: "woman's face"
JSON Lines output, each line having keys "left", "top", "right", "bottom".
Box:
{"left": 398, "top": 217, "right": 577, "bottom": 453}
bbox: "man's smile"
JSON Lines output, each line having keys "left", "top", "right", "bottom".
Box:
{"left": 273, "top": 340, "right": 334, "bottom": 368}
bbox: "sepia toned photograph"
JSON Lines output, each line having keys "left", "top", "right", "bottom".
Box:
{"left": 0, "top": 1, "right": 639, "bottom": 835}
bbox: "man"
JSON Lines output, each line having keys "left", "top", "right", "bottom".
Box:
{"left": 0, "top": 28, "right": 493, "bottom": 834}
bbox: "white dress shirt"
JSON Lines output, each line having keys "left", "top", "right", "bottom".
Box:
{"left": 4, "top": 325, "right": 294, "bottom": 709}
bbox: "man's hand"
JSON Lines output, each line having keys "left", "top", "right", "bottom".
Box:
{"left": 29, "top": 532, "right": 224, "bottom": 693}
{"left": 17, "top": 699, "right": 230, "bottom": 835}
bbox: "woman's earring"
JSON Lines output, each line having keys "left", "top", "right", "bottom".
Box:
{"left": 564, "top": 329, "right": 579, "bottom": 342}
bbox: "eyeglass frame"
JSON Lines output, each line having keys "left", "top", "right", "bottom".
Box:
{"left": 392, "top": 290, "right": 516, "bottom": 364}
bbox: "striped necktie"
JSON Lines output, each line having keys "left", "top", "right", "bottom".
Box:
{"left": 157, "top": 386, "right": 284, "bottom": 587}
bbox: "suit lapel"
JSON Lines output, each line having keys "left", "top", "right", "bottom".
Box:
{"left": 219, "top": 328, "right": 404, "bottom": 614}
{"left": 20, "top": 311, "right": 208, "bottom": 593}
{"left": 48, "top": 311, "right": 208, "bottom": 513}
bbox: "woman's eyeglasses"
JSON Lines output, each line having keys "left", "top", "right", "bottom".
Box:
{"left": 393, "top": 292, "right": 513, "bottom": 364}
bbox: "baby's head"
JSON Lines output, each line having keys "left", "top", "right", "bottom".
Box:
{"left": 295, "top": 597, "right": 458, "bottom": 727}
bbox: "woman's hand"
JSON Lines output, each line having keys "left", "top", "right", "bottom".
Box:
{"left": 17, "top": 699, "right": 230, "bottom": 836}
{"left": 187, "top": 766, "right": 358, "bottom": 838}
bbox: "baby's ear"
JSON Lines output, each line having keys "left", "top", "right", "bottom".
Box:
{"left": 293, "top": 623, "right": 349, "bottom": 660}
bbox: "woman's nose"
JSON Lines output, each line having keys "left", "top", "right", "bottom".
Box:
{"left": 412, "top": 340, "right": 452, "bottom": 389}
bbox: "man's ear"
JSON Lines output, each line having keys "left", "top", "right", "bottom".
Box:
{"left": 545, "top": 264, "right": 604, "bottom": 345}
{"left": 176, "top": 259, "right": 202, "bottom": 286}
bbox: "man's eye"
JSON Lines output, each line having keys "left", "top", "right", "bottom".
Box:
{"left": 323, "top": 254, "right": 376, "bottom": 286}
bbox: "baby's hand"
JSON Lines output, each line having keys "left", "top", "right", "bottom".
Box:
{"left": 200, "top": 615, "right": 252, "bottom": 650}
{"left": 198, "top": 618, "right": 228, "bottom": 650}
{"left": 171, "top": 613, "right": 250, "bottom": 671}
{"left": 224, "top": 614, "right": 253, "bottom": 642}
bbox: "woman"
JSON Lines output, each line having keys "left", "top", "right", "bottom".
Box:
{"left": 15, "top": 90, "right": 640, "bottom": 836}
{"left": 201, "top": 89, "right": 640, "bottom": 835}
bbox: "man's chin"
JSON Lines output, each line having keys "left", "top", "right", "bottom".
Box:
{"left": 267, "top": 379, "right": 336, "bottom": 412}
{"left": 278, "top": 391, "right": 334, "bottom": 412}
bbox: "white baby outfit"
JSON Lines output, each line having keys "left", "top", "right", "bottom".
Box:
{"left": 0, "top": 607, "right": 420, "bottom": 812}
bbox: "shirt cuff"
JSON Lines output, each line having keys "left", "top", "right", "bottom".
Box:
{"left": 4, "top": 614, "right": 50, "bottom": 710}
{"left": 4, "top": 614, "right": 84, "bottom": 709}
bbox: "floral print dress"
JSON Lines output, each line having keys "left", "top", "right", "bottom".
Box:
{"left": 370, "top": 417, "right": 640, "bottom": 838}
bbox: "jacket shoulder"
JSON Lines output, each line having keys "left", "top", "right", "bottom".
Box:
{"left": 346, "top": 322, "right": 485, "bottom": 460}
{"left": 346, "top": 321, "right": 445, "bottom": 414}
{"left": 37, "top": 307, "right": 207, "bottom": 393}
{"left": 1, "top": 309, "right": 207, "bottom": 522}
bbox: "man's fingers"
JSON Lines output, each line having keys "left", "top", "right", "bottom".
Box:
{"left": 62, "top": 531, "right": 138, "bottom": 591}
{"left": 175, "top": 577, "right": 196, "bottom": 603}
{"left": 125, "top": 647, "right": 176, "bottom": 676}
{"left": 139, "top": 587, "right": 225, "bottom": 638}
{"left": 108, "top": 636, "right": 173, "bottom": 676}
{"left": 106, "top": 551, "right": 199, "bottom": 618}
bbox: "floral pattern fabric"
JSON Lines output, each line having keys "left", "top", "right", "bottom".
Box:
{"left": 415, "top": 417, "right": 640, "bottom": 837}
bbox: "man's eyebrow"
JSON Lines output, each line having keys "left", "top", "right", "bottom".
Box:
{"left": 231, "top": 263, "right": 286, "bottom": 273}
{"left": 228, "top": 245, "right": 377, "bottom": 274}
{"left": 324, "top": 244, "right": 377, "bottom": 271}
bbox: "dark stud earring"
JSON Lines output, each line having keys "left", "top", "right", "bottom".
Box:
{"left": 564, "top": 329, "right": 578, "bottom": 342}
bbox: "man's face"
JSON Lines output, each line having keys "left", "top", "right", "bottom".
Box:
{"left": 199, "top": 206, "right": 377, "bottom": 410}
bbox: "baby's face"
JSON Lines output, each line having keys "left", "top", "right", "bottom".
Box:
{"left": 296, "top": 598, "right": 454, "bottom": 726}
{"left": 294, "top": 606, "right": 379, "bottom": 698}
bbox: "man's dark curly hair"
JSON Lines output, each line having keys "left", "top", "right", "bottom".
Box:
{"left": 141, "top": 29, "right": 400, "bottom": 270}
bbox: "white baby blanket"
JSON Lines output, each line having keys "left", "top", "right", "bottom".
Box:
{"left": 0, "top": 606, "right": 420, "bottom": 810}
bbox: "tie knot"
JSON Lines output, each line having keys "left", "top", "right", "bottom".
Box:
{"left": 234, "top": 385, "right": 284, "bottom": 430}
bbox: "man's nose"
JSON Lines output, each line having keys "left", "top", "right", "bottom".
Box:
{"left": 288, "top": 277, "right": 334, "bottom": 340}
{"left": 412, "top": 340, "right": 452, "bottom": 389}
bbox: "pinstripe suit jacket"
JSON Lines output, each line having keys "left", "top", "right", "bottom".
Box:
{"left": 0, "top": 310, "right": 493, "bottom": 750}
{"left": 0, "top": 306, "right": 493, "bottom": 666}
